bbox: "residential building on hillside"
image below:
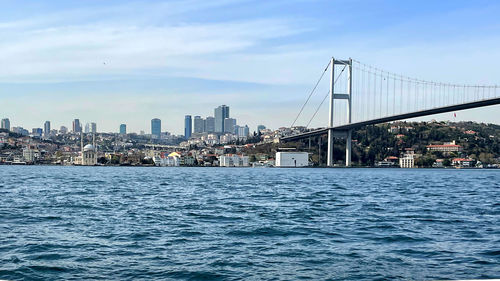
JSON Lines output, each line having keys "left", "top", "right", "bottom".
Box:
{"left": 219, "top": 154, "right": 249, "bottom": 167}
{"left": 452, "top": 158, "right": 475, "bottom": 167}
{"left": 426, "top": 140, "right": 462, "bottom": 153}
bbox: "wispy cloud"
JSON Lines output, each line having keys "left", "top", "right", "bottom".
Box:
{"left": 0, "top": 1, "right": 313, "bottom": 84}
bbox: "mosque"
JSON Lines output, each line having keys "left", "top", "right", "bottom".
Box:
{"left": 76, "top": 133, "right": 97, "bottom": 165}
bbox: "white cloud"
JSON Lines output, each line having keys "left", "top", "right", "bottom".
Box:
{"left": 0, "top": 1, "right": 311, "bottom": 84}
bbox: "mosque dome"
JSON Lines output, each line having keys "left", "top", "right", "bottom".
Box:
{"left": 83, "top": 144, "right": 95, "bottom": 152}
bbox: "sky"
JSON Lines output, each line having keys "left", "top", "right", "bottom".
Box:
{"left": 1, "top": 0, "right": 499, "bottom": 134}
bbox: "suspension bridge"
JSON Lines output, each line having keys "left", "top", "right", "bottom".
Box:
{"left": 281, "top": 57, "right": 500, "bottom": 167}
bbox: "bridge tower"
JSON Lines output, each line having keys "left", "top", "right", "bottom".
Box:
{"left": 327, "top": 58, "right": 352, "bottom": 167}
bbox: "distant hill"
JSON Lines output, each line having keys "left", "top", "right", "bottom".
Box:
{"left": 245, "top": 121, "right": 500, "bottom": 167}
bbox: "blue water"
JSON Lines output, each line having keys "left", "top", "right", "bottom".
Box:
{"left": 0, "top": 166, "right": 498, "bottom": 280}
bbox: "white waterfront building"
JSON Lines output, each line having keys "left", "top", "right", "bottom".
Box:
{"left": 22, "top": 148, "right": 37, "bottom": 163}
{"left": 399, "top": 153, "right": 415, "bottom": 168}
{"left": 219, "top": 154, "right": 249, "bottom": 167}
{"left": 275, "top": 152, "right": 309, "bottom": 167}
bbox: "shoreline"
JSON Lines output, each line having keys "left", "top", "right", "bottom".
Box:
{"left": 0, "top": 163, "right": 497, "bottom": 169}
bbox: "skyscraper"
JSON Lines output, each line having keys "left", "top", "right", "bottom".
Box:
{"left": 214, "top": 105, "right": 229, "bottom": 133}
{"left": 44, "top": 121, "right": 50, "bottom": 137}
{"left": 193, "top": 116, "right": 204, "bottom": 133}
{"left": 151, "top": 118, "right": 161, "bottom": 138}
{"left": 238, "top": 125, "right": 250, "bottom": 139}
{"left": 120, "top": 124, "right": 127, "bottom": 135}
{"left": 184, "top": 115, "right": 192, "bottom": 139}
{"left": 84, "top": 123, "right": 90, "bottom": 133}
{"left": 205, "top": 116, "right": 215, "bottom": 133}
{"left": 91, "top": 123, "right": 97, "bottom": 134}
{"left": 1, "top": 118, "right": 10, "bottom": 131}
{"left": 224, "top": 118, "right": 236, "bottom": 134}
{"left": 72, "top": 119, "right": 81, "bottom": 133}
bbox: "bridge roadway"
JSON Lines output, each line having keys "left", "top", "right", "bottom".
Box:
{"left": 281, "top": 97, "right": 500, "bottom": 142}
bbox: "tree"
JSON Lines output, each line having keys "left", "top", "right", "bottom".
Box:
{"left": 110, "top": 155, "right": 120, "bottom": 165}
{"left": 249, "top": 155, "right": 257, "bottom": 162}
{"left": 98, "top": 157, "right": 108, "bottom": 164}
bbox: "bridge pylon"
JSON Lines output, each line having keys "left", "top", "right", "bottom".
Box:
{"left": 327, "top": 57, "right": 352, "bottom": 167}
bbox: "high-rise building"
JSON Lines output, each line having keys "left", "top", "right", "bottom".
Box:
{"left": 91, "top": 123, "right": 97, "bottom": 134}
{"left": 193, "top": 116, "right": 204, "bottom": 133}
{"left": 84, "top": 123, "right": 90, "bottom": 133}
{"left": 72, "top": 119, "right": 81, "bottom": 133}
{"left": 44, "top": 121, "right": 50, "bottom": 137}
{"left": 184, "top": 115, "right": 192, "bottom": 139}
{"left": 32, "top": 128, "right": 43, "bottom": 138}
{"left": 12, "top": 127, "right": 28, "bottom": 136}
{"left": 238, "top": 125, "right": 250, "bottom": 139}
{"left": 120, "top": 124, "right": 127, "bottom": 135}
{"left": 224, "top": 118, "right": 236, "bottom": 134}
{"left": 257, "top": 125, "right": 266, "bottom": 132}
{"left": 214, "top": 105, "right": 229, "bottom": 133}
{"left": 205, "top": 116, "right": 215, "bottom": 133}
{"left": 151, "top": 118, "right": 161, "bottom": 138}
{"left": 1, "top": 118, "right": 10, "bottom": 131}
{"left": 59, "top": 126, "right": 68, "bottom": 134}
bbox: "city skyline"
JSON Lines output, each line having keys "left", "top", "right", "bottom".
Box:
{"left": 1, "top": 0, "right": 500, "bottom": 134}
{"left": 0, "top": 101, "right": 265, "bottom": 136}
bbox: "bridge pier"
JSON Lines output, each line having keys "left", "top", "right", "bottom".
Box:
{"left": 327, "top": 57, "right": 335, "bottom": 167}
{"left": 327, "top": 57, "right": 352, "bottom": 167}
{"left": 327, "top": 129, "right": 334, "bottom": 166}
{"left": 346, "top": 130, "right": 352, "bottom": 167}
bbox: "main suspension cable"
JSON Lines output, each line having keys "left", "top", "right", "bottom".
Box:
{"left": 306, "top": 65, "right": 347, "bottom": 128}
{"left": 290, "top": 60, "right": 332, "bottom": 127}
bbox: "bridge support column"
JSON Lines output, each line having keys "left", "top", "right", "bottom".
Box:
{"left": 318, "top": 136, "right": 322, "bottom": 166}
{"left": 327, "top": 57, "right": 335, "bottom": 167}
{"left": 327, "top": 129, "right": 334, "bottom": 167}
{"left": 345, "top": 58, "right": 352, "bottom": 167}
{"left": 346, "top": 129, "right": 352, "bottom": 167}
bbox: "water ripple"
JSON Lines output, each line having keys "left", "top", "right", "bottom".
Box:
{"left": 0, "top": 166, "right": 498, "bottom": 280}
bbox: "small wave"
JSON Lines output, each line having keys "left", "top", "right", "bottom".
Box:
{"left": 25, "top": 264, "right": 70, "bottom": 273}
{"left": 480, "top": 249, "right": 500, "bottom": 256}
{"left": 227, "top": 227, "right": 302, "bottom": 237}
{"left": 165, "top": 270, "right": 225, "bottom": 280}
{"left": 371, "top": 234, "right": 428, "bottom": 243}
{"left": 391, "top": 248, "right": 440, "bottom": 258}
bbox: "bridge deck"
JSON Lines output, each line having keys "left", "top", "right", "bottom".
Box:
{"left": 281, "top": 97, "right": 500, "bottom": 141}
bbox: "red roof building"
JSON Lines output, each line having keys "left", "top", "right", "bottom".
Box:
{"left": 426, "top": 141, "right": 462, "bottom": 152}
